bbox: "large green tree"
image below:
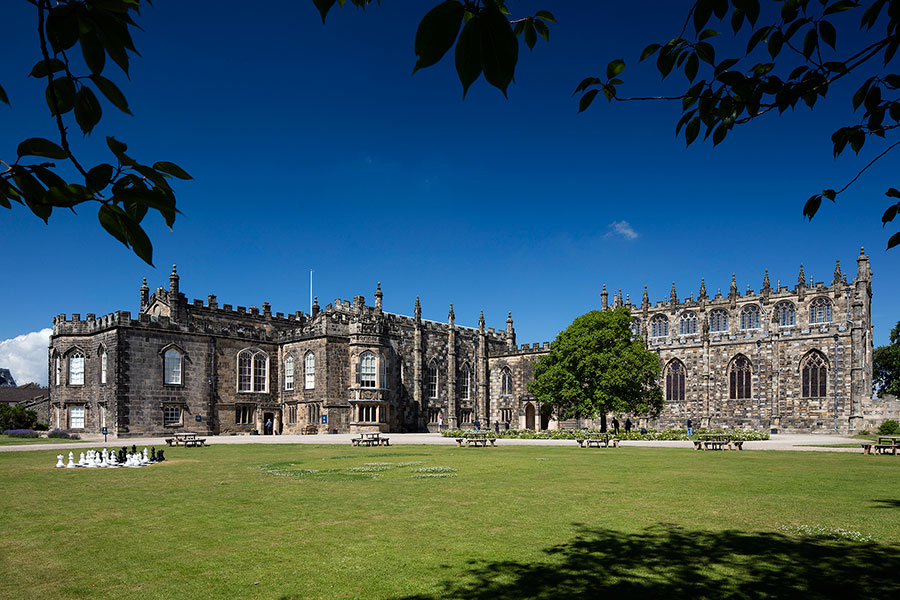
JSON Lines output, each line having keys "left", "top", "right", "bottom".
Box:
{"left": 527, "top": 308, "right": 663, "bottom": 426}
{"left": 874, "top": 320, "right": 900, "bottom": 396}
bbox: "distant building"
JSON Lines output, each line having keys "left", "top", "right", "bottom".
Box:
{"left": 48, "top": 250, "right": 885, "bottom": 438}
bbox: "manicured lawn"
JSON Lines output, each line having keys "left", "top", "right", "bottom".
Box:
{"left": 1, "top": 444, "right": 899, "bottom": 599}
{"left": 0, "top": 434, "right": 86, "bottom": 446}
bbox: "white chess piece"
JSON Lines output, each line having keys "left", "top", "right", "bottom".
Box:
{"left": 142, "top": 448, "right": 149, "bottom": 464}
{"left": 78, "top": 452, "right": 87, "bottom": 466}
{"left": 55, "top": 454, "right": 65, "bottom": 468}
{"left": 66, "top": 452, "right": 76, "bottom": 468}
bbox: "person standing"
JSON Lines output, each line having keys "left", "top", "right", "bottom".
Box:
{"left": 438, "top": 412, "right": 444, "bottom": 431}
{"left": 612, "top": 417, "right": 620, "bottom": 435}
{"left": 624, "top": 418, "right": 632, "bottom": 433}
{"left": 687, "top": 417, "right": 693, "bottom": 438}
{"left": 265, "top": 418, "right": 273, "bottom": 435}
{"left": 494, "top": 421, "right": 500, "bottom": 434}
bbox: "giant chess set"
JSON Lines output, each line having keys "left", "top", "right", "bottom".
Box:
{"left": 55, "top": 445, "right": 165, "bottom": 468}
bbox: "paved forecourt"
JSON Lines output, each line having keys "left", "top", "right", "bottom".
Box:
{"left": 0, "top": 433, "right": 865, "bottom": 453}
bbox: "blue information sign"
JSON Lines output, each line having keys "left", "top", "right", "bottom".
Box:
{"left": 196, "top": 415, "right": 202, "bottom": 422}
{"left": 101, "top": 427, "right": 108, "bottom": 435}
{"left": 321, "top": 414, "right": 327, "bottom": 424}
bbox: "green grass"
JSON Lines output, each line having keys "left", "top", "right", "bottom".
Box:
{"left": 1, "top": 444, "right": 899, "bottom": 599}
{"left": 0, "top": 434, "right": 86, "bottom": 446}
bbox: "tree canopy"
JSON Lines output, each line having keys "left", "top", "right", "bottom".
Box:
{"left": 874, "top": 320, "right": 900, "bottom": 396}
{"left": 527, "top": 308, "right": 664, "bottom": 422}
{"left": 320, "top": 0, "right": 900, "bottom": 250}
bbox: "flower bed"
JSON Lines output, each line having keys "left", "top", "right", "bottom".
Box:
{"left": 441, "top": 428, "right": 769, "bottom": 441}
{"left": 2, "top": 429, "right": 40, "bottom": 438}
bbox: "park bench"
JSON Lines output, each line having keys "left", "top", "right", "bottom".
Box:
{"left": 166, "top": 432, "right": 203, "bottom": 447}
{"left": 576, "top": 434, "right": 620, "bottom": 448}
{"left": 302, "top": 425, "right": 318, "bottom": 435}
{"left": 695, "top": 434, "right": 740, "bottom": 451}
{"left": 183, "top": 438, "right": 206, "bottom": 447}
{"left": 351, "top": 432, "right": 389, "bottom": 447}
{"left": 456, "top": 433, "right": 497, "bottom": 447}
{"left": 872, "top": 436, "right": 900, "bottom": 455}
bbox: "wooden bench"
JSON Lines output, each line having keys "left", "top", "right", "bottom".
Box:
{"left": 351, "top": 433, "right": 387, "bottom": 447}
{"left": 183, "top": 438, "right": 206, "bottom": 447}
{"left": 458, "top": 434, "right": 496, "bottom": 447}
{"left": 165, "top": 438, "right": 175, "bottom": 447}
{"left": 729, "top": 440, "right": 744, "bottom": 451}
{"left": 577, "top": 435, "right": 620, "bottom": 448}
{"left": 703, "top": 440, "right": 730, "bottom": 450}
{"left": 874, "top": 444, "right": 898, "bottom": 455}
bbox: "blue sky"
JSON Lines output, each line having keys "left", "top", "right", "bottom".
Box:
{"left": 2, "top": 1, "right": 898, "bottom": 384}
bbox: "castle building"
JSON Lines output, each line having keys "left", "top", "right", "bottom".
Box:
{"left": 48, "top": 250, "right": 875, "bottom": 437}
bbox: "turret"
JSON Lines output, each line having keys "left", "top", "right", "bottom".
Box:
{"left": 139, "top": 277, "right": 149, "bottom": 312}
{"left": 414, "top": 296, "right": 421, "bottom": 323}
{"left": 797, "top": 264, "right": 806, "bottom": 301}
{"left": 169, "top": 264, "right": 179, "bottom": 297}
{"left": 478, "top": 309, "right": 485, "bottom": 333}
{"left": 311, "top": 296, "right": 320, "bottom": 318}
{"left": 374, "top": 282, "right": 383, "bottom": 312}
{"left": 601, "top": 284, "right": 608, "bottom": 311}
{"left": 698, "top": 278, "right": 707, "bottom": 300}
{"left": 506, "top": 312, "right": 516, "bottom": 351}
{"left": 448, "top": 303, "right": 455, "bottom": 327}
{"left": 670, "top": 281, "right": 677, "bottom": 305}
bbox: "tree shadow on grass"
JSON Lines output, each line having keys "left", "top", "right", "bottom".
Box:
{"left": 398, "top": 524, "right": 900, "bottom": 599}
{"left": 871, "top": 498, "right": 900, "bottom": 509}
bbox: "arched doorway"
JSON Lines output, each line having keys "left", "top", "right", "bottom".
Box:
{"left": 525, "top": 403, "right": 536, "bottom": 430}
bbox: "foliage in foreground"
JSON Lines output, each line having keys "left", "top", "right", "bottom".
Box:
{"left": 878, "top": 419, "right": 899, "bottom": 435}
{"left": 441, "top": 428, "right": 770, "bottom": 441}
{"left": 2, "top": 0, "right": 191, "bottom": 265}
{"left": 0, "top": 405, "right": 40, "bottom": 431}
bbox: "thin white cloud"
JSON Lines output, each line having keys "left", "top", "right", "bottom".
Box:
{"left": 606, "top": 220, "right": 638, "bottom": 240}
{"left": 0, "top": 328, "right": 51, "bottom": 386}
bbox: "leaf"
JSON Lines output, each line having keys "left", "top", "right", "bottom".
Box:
{"left": 16, "top": 137, "right": 67, "bottom": 159}
{"left": 45, "top": 77, "right": 76, "bottom": 115}
{"left": 823, "top": 0, "right": 859, "bottom": 15}
{"left": 578, "top": 89, "right": 599, "bottom": 113}
{"left": 818, "top": 20, "right": 837, "bottom": 50}
{"left": 767, "top": 30, "right": 784, "bottom": 58}
{"left": 413, "top": 1, "right": 465, "bottom": 73}
{"left": 699, "top": 29, "right": 719, "bottom": 40}
{"left": 31, "top": 165, "right": 67, "bottom": 190}
{"left": 29, "top": 58, "right": 65, "bottom": 78}
{"left": 685, "top": 117, "right": 701, "bottom": 146}
{"left": 573, "top": 77, "right": 600, "bottom": 94}
{"left": 81, "top": 29, "right": 106, "bottom": 75}
{"left": 684, "top": 53, "right": 699, "bottom": 82}
{"left": 97, "top": 203, "right": 154, "bottom": 265}
{"left": 887, "top": 188, "right": 900, "bottom": 199}
{"left": 606, "top": 59, "right": 625, "bottom": 80}
{"left": 534, "top": 10, "right": 556, "bottom": 23}
{"left": 479, "top": 2, "right": 518, "bottom": 97}
{"left": 803, "top": 194, "right": 822, "bottom": 220}
{"left": 693, "top": 0, "right": 713, "bottom": 34}
{"left": 153, "top": 161, "right": 193, "bottom": 180}
{"left": 89, "top": 75, "right": 131, "bottom": 114}
{"left": 312, "top": 0, "right": 337, "bottom": 23}
{"left": 746, "top": 26, "right": 770, "bottom": 53}
{"left": 74, "top": 87, "right": 103, "bottom": 134}
{"left": 802, "top": 28, "right": 818, "bottom": 59}
{"left": 98, "top": 203, "right": 130, "bottom": 246}
{"left": 533, "top": 19, "right": 550, "bottom": 43}
{"left": 0, "top": 84, "right": 7, "bottom": 105}
{"left": 454, "top": 15, "right": 482, "bottom": 98}
{"left": 524, "top": 20, "right": 537, "bottom": 50}
{"left": 640, "top": 44, "right": 660, "bottom": 61}
{"left": 46, "top": 5, "right": 80, "bottom": 53}
{"left": 883, "top": 204, "right": 898, "bottom": 225}
{"left": 822, "top": 188, "right": 836, "bottom": 201}
{"left": 86, "top": 163, "right": 115, "bottom": 192}
{"left": 888, "top": 231, "right": 900, "bottom": 250}
{"left": 696, "top": 42, "right": 715, "bottom": 65}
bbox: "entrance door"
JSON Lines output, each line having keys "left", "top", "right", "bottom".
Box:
{"left": 525, "top": 404, "right": 536, "bottom": 430}
{"left": 263, "top": 411, "right": 275, "bottom": 435}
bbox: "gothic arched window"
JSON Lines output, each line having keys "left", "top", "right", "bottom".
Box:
{"left": 238, "top": 349, "right": 268, "bottom": 392}
{"left": 740, "top": 305, "right": 761, "bottom": 330}
{"left": 809, "top": 297, "right": 833, "bottom": 324}
{"left": 360, "top": 351, "right": 377, "bottom": 388}
{"left": 802, "top": 351, "right": 828, "bottom": 398}
{"left": 774, "top": 301, "right": 795, "bottom": 327}
{"left": 501, "top": 368, "right": 513, "bottom": 395}
{"left": 650, "top": 315, "right": 668, "bottom": 338}
{"left": 304, "top": 352, "right": 316, "bottom": 389}
{"left": 665, "top": 360, "right": 686, "bottom": 402}
{"left": 164, "top": 348, "right": 183, "bottom": 385}
{"left": 460, "top": 364, "right": 470, "bottom": 400}
{"left": 679, "top": 312, "right": 698, "bottom": 335}
{"left": 729, "top": 355, "right": 752, "bottom": 400}
{"left": 68, "top": 351, "right": 84, "bottom": 386}
{"left": 630, "top": 319, "right": 641, "bottom": 337}
{"left": 426, "top": 361, "right": 438, "bottom": 398}
{"left": 709, "top": 309, "right": 728, "bottom": 333}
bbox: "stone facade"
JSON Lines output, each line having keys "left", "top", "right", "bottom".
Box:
{"left": 49, "top": 250, "right": 880, "bottom": 438}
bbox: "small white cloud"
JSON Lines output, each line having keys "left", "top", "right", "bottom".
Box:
{"left": 0, "top": 328, "right": 52, "bottom": 386}
{"left": 606, "top": 220, "right": 638, "bottom": 240}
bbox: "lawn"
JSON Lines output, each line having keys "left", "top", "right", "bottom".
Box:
{"left": 1, "top": 444, "right": 899, "bottom": 599}
{"left": 0, "top": 434, "right": 86, "bottom": 446}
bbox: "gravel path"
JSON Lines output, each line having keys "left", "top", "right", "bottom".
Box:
{"left": 0, "top": 432, "right": 865, "bottom": 453}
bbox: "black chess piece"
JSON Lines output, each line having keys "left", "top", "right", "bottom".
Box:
{"left": 118, "top": 448, "right": 126, "bottom": 463}
{"left": 150, "top": 448, "right": 157, "bottom": 462}
{"left": 131, "top": 444, "right": 137, "bottom": 455}
{"left": 157, "top": 449, "right": 165, "bottom": 462}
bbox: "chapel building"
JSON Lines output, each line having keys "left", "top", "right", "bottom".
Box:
{"left": 48, "top": 249, "right": 876, "bottom": 437}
